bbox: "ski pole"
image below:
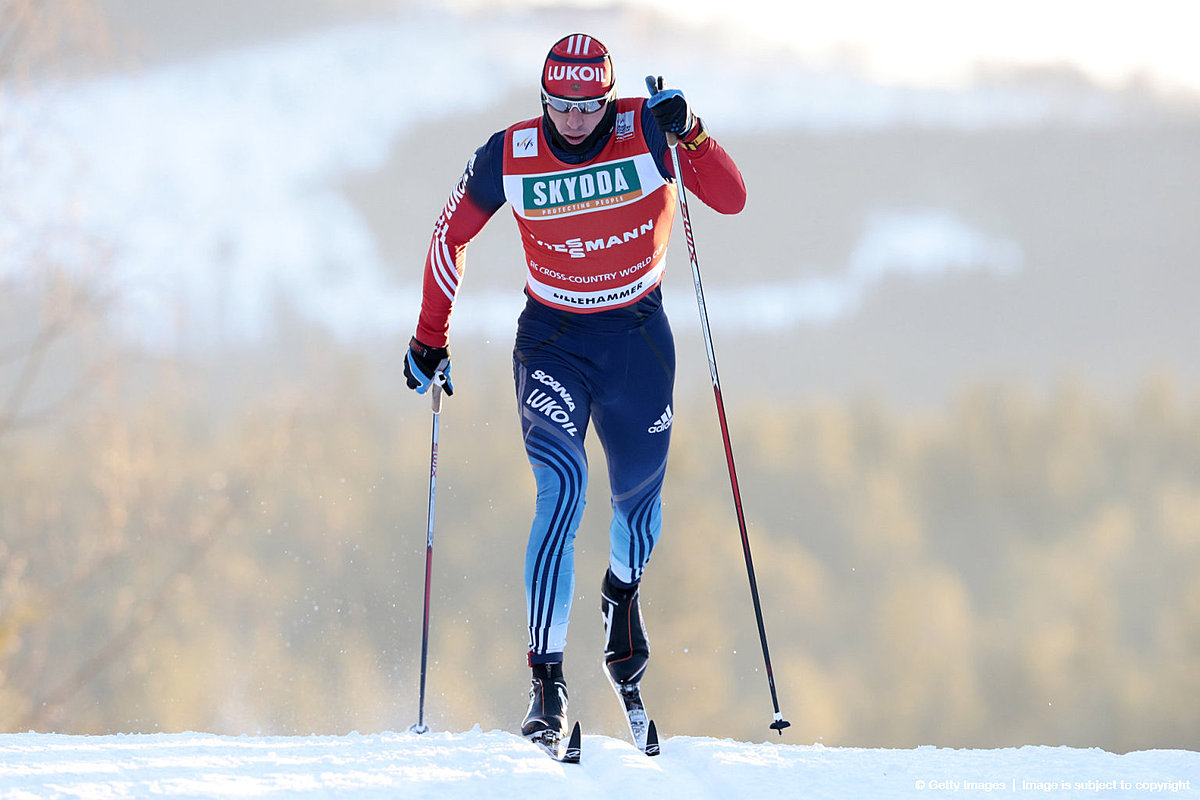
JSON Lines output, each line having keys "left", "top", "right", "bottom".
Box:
{"left": 411, "top": 367, "right": 447, "bottom": 734}
{"left": 652, "top": 75, "right": 790, "bottom": 735}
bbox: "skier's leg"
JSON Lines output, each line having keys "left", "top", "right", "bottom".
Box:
{"left": 594, "top": 310, "right": 675, "bottom": 586}
{"left": 592, "top": 311, "right": 674, "bottom": 686}
{"left": 514, "top": 350, "right": 592, "bottom": 663}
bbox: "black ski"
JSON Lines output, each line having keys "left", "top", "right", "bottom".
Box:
{"left": 610, "top": 680, "right": 660, "bottom": 756}
{"left": 562, "top": 721, "right": 583, "bottom": 763}
{"left": 526, "top": 721, "right": 582, "bottom": 764}
{"left": 645, "top": 720, "right": 660, "bottom": 757}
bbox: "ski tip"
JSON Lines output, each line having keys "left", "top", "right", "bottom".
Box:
{"left": 562, "top": 721, "right": 583, "bottom": 764}
{"left": 644, "top": 719, "right": 661, "bottom": 757}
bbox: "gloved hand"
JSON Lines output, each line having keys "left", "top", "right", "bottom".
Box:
{"left": 645, "top": 75, "right": 694, "bottom": 136}
{"left": 404, "top": 336, "right": 454, "bottom": 396}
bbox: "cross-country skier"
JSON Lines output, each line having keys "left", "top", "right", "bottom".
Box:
{"left": 404, "top": 33, "right": 746, "bottom": 750}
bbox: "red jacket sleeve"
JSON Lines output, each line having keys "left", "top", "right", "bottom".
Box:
{"left": 415, "top": 153, "right": 504, "bottom": 348}
{"left": 668, "top": 134, "right": 747, "bottom": 215}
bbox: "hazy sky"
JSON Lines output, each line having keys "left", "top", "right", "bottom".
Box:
{"left": 465, "top": 0, "right": 1199, "bottom": 93}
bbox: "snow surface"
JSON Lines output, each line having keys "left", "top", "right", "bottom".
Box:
{"left": 1, "top": 728, "right": 1196, "bottom": 799}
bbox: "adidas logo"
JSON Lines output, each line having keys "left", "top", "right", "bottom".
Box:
{"left": 647, "top": 405, "right": 673, "bottom": 434}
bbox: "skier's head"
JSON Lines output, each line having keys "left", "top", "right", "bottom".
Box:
{"left": 541, "top": 33, "right": 615, "bottom": 106}
{"left": 540, "top": 33, "right": 617, "bottom": 154}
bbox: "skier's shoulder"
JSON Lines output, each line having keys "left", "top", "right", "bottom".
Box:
{"left": 504, "top": 114, "right": 543, "bottom": 134}
{"left": 455, "top": 128, "right": 509, "bottom": 212}
{"left": 617, "top": 95, "right": 647, "bottom": 114}
{"left": 473, "top": 128, "right": 509, "bottom": 169}
{"left": 496, "top": 115, "right": 544, "bottom": 163}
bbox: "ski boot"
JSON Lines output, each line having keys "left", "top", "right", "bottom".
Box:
{"left": 600, "top": 569, "right": 649, "bottom": 686}
{"left": 601, "top": 570, "right": 658, "bottom": 754}
{"left": 522, "top": 660, "right": 570, "bottom": 754}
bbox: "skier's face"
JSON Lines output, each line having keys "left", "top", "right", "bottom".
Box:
{"left": 546, "top": 105, "right": 606, "bottom": 146}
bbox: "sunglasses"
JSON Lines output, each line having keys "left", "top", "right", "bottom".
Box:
{"left": 541, "top": 88, "right": 613, "bottom": 114}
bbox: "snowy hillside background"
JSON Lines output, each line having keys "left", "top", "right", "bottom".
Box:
{"left": 4, "top": 0, "right": 1200, "bottom": 782}
{"left": 5, "top": 1, "right": 1200, "bottom": 405}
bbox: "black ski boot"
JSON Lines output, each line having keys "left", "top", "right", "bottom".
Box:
{"left": 600, "top": 570, "right": 649, "bottom": 687}
{"left": 521, "top": 661, "right": 569, "bottom": 744}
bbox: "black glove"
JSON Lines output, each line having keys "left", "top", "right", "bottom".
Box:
{"left": 645, "top": 75, "right": 694, "bottom": 136}
{"left": 404, "top": 336, "right": 454, "bottom": 396}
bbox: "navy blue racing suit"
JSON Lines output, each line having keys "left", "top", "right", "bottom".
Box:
{"left": 515, "top": 290, "right": 675, "bottom": 660}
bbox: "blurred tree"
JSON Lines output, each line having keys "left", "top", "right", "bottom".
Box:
{"left": 0, "top": 0, "right": 111, "bottom": 84}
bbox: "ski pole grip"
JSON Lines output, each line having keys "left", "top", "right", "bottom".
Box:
{"left": 431, "top": 357, "right": 449, "bottom": 413}
{"left": 646, "top": 75, "right": 679, "bottom": 149}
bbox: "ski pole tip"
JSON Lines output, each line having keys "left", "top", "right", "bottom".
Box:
{"left": 770, "top": 718, "right": 791, "bottom": 735}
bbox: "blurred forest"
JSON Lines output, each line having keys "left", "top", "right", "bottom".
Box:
{"left": 3, "top": 270, "right": 1199, "bottom": 752}
{"left": 4, "top": 0, "right": 1200, "bottom": 755}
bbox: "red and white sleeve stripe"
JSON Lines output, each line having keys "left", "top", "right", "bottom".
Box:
{"left": 415, "top": 174, "right": 496, "bottom": 347}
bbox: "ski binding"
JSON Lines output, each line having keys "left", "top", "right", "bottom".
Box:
{"left": 611, "top": 680, "right": 660, "bottom": 756}
{"left": 526, "top": 721, "right": 582, "bottom": 764}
